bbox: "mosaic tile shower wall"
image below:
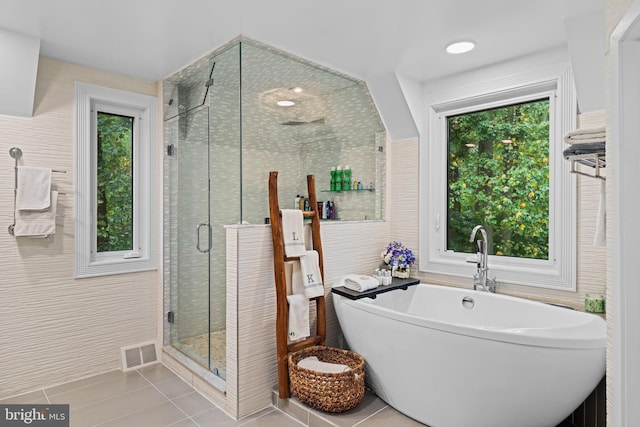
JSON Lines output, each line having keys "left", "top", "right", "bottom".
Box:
{"left": 163, "top": 39, "right": 385, "bottom": 372}
{"left": 240, "top": 42, "right": 385, "bottom": 224}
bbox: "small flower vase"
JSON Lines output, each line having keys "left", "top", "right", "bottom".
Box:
{"left": 392, "top": 266, "right": 410, "bottom": 279}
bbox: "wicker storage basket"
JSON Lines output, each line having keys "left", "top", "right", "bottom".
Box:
{"left": 288, "top": 346, "right": 365, "bottom": 413}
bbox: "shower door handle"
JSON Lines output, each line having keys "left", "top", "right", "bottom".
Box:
{"left": 196, "top": 222, "right": 212, "bottom": 253}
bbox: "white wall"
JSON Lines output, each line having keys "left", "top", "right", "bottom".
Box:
{"left": 0, "top": 28, "right": 39, "bottom": 117}
{"left": 565, "top": 9, "right": 606, "bottom": 113}
{"left": 227, "top": 219, "right": 390, "bottom": 418}
{"left": 0, "top": 57, "right": 161, "bottom": 399}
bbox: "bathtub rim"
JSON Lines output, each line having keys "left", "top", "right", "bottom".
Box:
{"left": 333, "top": 283, "right": 606, "bottom": 350}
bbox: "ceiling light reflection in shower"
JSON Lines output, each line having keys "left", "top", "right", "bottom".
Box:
{"left": 259, "top": 86, "right": 325, "bottom": 124}
{"left": 446, "top": 41, "right": 475, "bottom": 54}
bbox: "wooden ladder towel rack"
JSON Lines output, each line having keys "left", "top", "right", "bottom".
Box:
{"left": 268, "top": 171, "right": 326, "bottom": 399}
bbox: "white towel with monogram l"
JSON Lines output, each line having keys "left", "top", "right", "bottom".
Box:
{"left": 281, "top": 209, "right": 306, "bottom": 257}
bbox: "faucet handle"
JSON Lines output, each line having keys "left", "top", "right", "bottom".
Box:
{"left": 486, "top": 276, "right": 497, "bottom": 293}
{"left": 465, "top": 255, "right": 479, "bottom": 264}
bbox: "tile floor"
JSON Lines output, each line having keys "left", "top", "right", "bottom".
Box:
{"left": 272, "top": 389, "right": 425, "bottom": 427}
{"left": 0, "top": 364, "right": 425, "bottom": 427}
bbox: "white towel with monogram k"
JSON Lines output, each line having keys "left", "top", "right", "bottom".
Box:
{"left": 299, "top": 250, "right": 324, "bottom": 298}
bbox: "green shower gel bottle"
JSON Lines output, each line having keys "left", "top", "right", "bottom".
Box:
{"left": 330, "top": 166, "right": 337, "bottom": 191}
{"left": 343, "top": 165, "right": 351, "bottom": 191}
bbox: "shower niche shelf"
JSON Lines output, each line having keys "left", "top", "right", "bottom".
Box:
{"left": 321, "top": 188, "right": 374, "bottom": 193}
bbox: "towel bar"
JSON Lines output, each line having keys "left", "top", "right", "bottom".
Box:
{"left": 565, "top": 152, "right": 606, "bottom": 180}
{"left": 8, "top": 147, "right": 66, "bottom": 237}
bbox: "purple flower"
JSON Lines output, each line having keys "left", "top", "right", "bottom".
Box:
{"left": 381, "top": 241, "right": 415, "bottom": 269}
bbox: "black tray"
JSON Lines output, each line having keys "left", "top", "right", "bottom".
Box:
{"left": 331, "top": 277, "right": 420, "bottom": 300}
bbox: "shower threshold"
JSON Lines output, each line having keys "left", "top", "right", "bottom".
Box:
{"left": 172, "top": 330, "right": 227, "bottom": 380}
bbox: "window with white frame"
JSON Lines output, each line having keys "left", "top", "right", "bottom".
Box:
{"left": 419, "top": 65, "right": 576, "bottom": 290}
{"left": 75, "top": 83, "right": 157, "bottom": 278}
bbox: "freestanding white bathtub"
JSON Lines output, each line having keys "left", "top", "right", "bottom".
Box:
{"left": 333, "top": 283, "right": 606, "bottom": 427}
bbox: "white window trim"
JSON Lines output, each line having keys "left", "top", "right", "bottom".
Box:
{"left": 611, "top": 1, "right": 640, "bottom": 421}
{"left": 75, "top": 82, "right": 157, "bottom": 278}
{"left": 419, "top": 64, "right": 577, "bottom": 290}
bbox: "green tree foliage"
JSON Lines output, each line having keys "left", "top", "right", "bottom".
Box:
{"left": 96, "top": 112, "right": 133, "bottom": 252}
{"left": 447, "top": 98, "right": 550, "bottom": 260}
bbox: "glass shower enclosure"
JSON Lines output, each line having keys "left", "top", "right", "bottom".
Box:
{"left": 163, "top": 39, "right": 384, "bottom": 382}
{"left": 164, "top": 44, "right": 241, "bottom": 379}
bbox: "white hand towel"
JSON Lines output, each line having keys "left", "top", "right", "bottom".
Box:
{"left": 281, "top": 209, "right": 306, "bottom": 257}
{"left": 564, "top": 126, "right": 606, "bottom": 144}
{"left": 14, "top": 191, "right": 58, "bottom": 237}
{"left": 285, "top": 260, "right": 305, "bottom": 296}
{"left": 292, "top": 261, "right": 304, "bottom": 295}
{"left": 16, "top": 166, "right": 52, "bottom": 210}
{"left": 299, "top": 250, "right": 324, "bottom": 298}
{"left": 594, "top": 179, "right": 606, "bottom": 247}
{"left": 343, "top": 274, "right": 380, "bottom": 292}
{"left": 297, "top": 356, "right": 350, "bottom": 373}
{"left": 285, "top": 261, "right": 294, "bottom": 296}
{"left": 564, "top": 126, "right": 605, "bottom": 136}
{"left": 286, "top": 294, "right": 309, "bottom": 342}
{"left": 565, "top": 135, "right": 607, "bottom": 144}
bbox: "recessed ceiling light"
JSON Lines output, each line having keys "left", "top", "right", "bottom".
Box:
{"left": 446, "top": 41, "right": 475, "bottom": 54}
{"left": 277, "top": 100, "right": 295, "bottom": 107}
{"left": 292, "top": 87, "right": 303, "bottom": 93}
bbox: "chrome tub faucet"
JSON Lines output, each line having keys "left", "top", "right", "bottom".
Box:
{"left": 468, "top": 225, "right": 496, "bottom": 293}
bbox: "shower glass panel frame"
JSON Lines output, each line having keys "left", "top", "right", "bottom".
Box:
{"left": 168, "top": 105, "right": 213, "bottom": 370}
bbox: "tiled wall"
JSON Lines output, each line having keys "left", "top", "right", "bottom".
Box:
{"left": 227, "top": 220, "right": 390, "bottom": 418}
{"left": 0, "top": 57, "right": 160, "bottom": 399}
{"left": 240, "top": 42, "right": 385, "bottom": 225}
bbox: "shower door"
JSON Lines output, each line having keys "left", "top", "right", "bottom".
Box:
{"left": 166, "top": 47, "right": 239, "bottom": 380}
{"left": 168, "top": 105, "right": 217, "bottom": 372}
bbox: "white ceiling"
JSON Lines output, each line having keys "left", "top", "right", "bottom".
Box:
{"left": 0, "top": 0, "right": 604, "bottom": 83}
